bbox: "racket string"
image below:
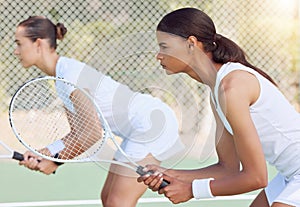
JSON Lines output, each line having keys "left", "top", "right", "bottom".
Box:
{"left": 10, "top": 77, "right": 144, "bottom": 174}
{"left": 10, "top": 77, "right": 105, "bottom": 160}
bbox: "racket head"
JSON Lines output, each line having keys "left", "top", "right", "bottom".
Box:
{"left": 9, "top": 76, "right": 108, "bottom": 163}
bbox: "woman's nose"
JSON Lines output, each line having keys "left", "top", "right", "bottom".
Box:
{"left": 156, "top": 52, "right": 163, "bottom": 61}
{"left": 14, "top": 48, "right": 19, "bottom": 56}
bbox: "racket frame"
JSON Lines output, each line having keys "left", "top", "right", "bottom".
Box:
{"left": 8, "top": 76, "right": 138, "bottom": 166}
{"left": 9, "top": 76, "right": 169, "bottom": 189}
{"left": 0, "top": 140, "right": 24, "bottom": 161}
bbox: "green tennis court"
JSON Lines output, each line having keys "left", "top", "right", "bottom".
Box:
{"left": 0, "top": 158, "right": 277, "bottom": 207}
{"left": 0, "top": 1, "right": 298, "bottom": 207}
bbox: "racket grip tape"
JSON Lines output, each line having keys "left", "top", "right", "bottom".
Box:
{"left": 12, "top": 151, "right": 57, "bottom": 175}
{"left": 12, "top": 151, "right": 24, "bottom": 161}
{"left": 12, "top": 152, "right": 41, "bottom": 162}
{"left": 136, "top": 166, "right": 170, "bottom": 190}
{"left": 53, "top": 153, "right": 64, "bottom": 166}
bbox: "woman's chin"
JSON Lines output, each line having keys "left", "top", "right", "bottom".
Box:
{"left": 21, "top": 63, "right": 33, "bottom": 69}
{"left": 165, "top": 69, "right": 175, "bottom": 75}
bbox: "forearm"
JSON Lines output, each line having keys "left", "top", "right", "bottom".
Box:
{"left": 42, "top": 131, "right": 85, "bottom": 159}
{"left": 167, "top": 162, "right": 235, "bottom": 183}
{"left": 210, "top": 170, "right": 267, "bottom": 196}
{"left": 55, "top": 89, "right": 102, "bottom": 159}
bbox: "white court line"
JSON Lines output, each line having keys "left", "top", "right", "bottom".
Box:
{"left": 0, "top": 195, "right": 256, "bottom": 207}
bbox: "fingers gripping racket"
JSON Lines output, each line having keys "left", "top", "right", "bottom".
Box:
{"left": 9, "top": 76, "right": 168, "bottom": 189}
{"left": 0, "top": 140, "right": 24, "bottom": 161}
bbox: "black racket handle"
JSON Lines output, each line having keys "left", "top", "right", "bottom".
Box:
{"left": 158, "top": 178, "right": 170, "bottom": 189}
{"left": 12, "top": 151, "right": 41, "bottom": 163}
{"left": 13, "top": 152, "right": 43, "bottom": 163}
{"left": 136, "top": 166, "right": 170, "bottom": 190}
{"left": 12, "top": 151, "right": 24, "bottom": 161}
{"left": 13, "top": 151, "right": 57, "bottom": 174}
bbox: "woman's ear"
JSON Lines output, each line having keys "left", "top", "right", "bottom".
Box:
{"left": 187, "top": 36, "right": 198, "bottom": 49}
{"left": 34, "top": 38, "right": 42, "bottom": 53}
{"left": 187, "top": 36, "right": 206, "bottom": 56}
{"left": 187, "top": 36, "right": 206, "bottom": 51}
{"left": 34, "top": 38, "right": 45, "bottom": 52}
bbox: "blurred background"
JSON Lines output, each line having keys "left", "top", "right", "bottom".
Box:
{"left": 0, "top": 0, "right": 299, "bottom": 206}
{"left": 1, "top": 0, "right": 299, "bottom": 159}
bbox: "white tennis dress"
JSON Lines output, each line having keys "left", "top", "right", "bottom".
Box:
{"left": 211, "top": 62, "right": 300, "bottom": 206}
{"left": 55, "top": 56, "right": 184, "bottom": 162}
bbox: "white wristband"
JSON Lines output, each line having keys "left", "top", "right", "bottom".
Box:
{"left": 46, "top": 140, "right": 65, "bottom": 156}
{"left": 192, "top": 178, "right": 215, "bottom": 199}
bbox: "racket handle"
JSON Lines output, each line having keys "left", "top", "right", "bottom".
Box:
{"left": 136, "top": 166, "right": 170, "bottom": 190}
{"left": 13, "top": 152, "right": 57, "bottom": 175}
{"left": 159, "top": 179, "right": 170, "bottom": 189}
{"left": 13, "top": 151, "right": 24, "bottom": 161}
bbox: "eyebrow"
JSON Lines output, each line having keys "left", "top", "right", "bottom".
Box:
{"left": 158, "top": 42, "right": 167, "bottom": 47}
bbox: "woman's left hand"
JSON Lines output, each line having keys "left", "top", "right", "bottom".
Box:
{"left": 158, "top": 174, "right": 193, "bottom": 204}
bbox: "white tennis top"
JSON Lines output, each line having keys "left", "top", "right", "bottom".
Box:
{"left": 55, "top": 56, "right": 183, "bottom": 161}
{"left": 211, "top": 62, "right": 300, "bottom": 180}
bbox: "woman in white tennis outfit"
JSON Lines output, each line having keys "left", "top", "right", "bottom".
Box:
{"left": 138, "top": 8, "right": 300, "bottom": 207}
{"left": 14, "top": 16, "right": 183, "bottom": 207}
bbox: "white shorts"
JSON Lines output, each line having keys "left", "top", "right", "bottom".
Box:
{"left": 265, "top": 173, "right": 300, "bottom": 206}
{"left": 114, "top": 100, "right": 185, "bottom": 162}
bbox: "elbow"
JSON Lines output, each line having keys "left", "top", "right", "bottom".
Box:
{"left": 260, "top": 175, "right": 268, "bottom": 188}
{"left": 250, "top": 174, "right": 268, "bottom": 190}
{"left": 241, "top": 167, "right": 268, "bottom": 191}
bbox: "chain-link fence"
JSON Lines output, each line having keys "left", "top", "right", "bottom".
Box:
{"left": 0, "top": 0, "right": 299, "bottom": 160}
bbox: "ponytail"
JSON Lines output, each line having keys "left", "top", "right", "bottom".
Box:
{"left": 209, "top": 34, "right": 277, "bottom": 86}
{"left": 157, "top": 7, "right": 277, "bottom": 86}
{"left": 56, "top": 23, "right": 67, "bottom": 41}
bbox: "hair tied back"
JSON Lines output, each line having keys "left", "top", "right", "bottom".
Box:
{"left": 56, "top": 23, "right": 67, "bottom": 40}
{"left": 213, "top": 33, "right": 222, "bottom": 42}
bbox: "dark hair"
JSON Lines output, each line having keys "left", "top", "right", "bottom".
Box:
{"left": 157, "top": 8, "right": 277, "bottom": 86}
{"left": 17, "top": 16, "right": 67, "bottom": 49}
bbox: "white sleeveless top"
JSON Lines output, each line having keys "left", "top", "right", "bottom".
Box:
{"left": 211, "top": 62, "right": 300, "bottom": 180}
{"left": 55, "top": 57, "right": 184, "bottom": 160}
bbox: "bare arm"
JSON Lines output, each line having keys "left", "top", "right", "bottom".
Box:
{"left": 138, "top": 71, "right": 268, "bottom": 204}
{"left": 164, "top": 100, "right": 240, "bottom": 182}
{"left": 209, "top": 71, "right": 268, "bottom": 196}
{"left": 37, "top": 88, "right": 102, "bottom": 159}
{"left": 138, "top": 98, "right": 240, "bottom": 191}
{"left": 20, "top": 88, "right": 103, "bottom": 174}
{"left": 57, "top": 89, "right": 102, "bottom": 159}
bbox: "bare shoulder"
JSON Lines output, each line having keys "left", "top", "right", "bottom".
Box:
{"left": 218, "top": 70, "right": 260, "bottom": 106}
{"left": 222, "top": 70, "right": 258, "bottom": 89}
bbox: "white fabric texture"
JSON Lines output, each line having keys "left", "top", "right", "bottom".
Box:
{"left": 211, "top": 62, "right": 300, "bottom": 204}
{"left": 211, "top": 62, "right": 300, "bottom": 180}
{"left": 192, "top": 178, "right": 215, "bottom": 199}
{"left": 55, "top": 57, "right": 184, "bottom": 161}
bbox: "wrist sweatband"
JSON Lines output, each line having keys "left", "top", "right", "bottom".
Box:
{"left": 192, "top": 178, "right": 215, "bottom": 199}
{"left": 46, "top": 140, "right": 65, "bottom": 156}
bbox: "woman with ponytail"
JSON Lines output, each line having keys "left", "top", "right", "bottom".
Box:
{"left": 138, "top": 7, "right": 300, "bottom": 207}
{"left": 14, "top": 16, "right": 184, "bottom": 207}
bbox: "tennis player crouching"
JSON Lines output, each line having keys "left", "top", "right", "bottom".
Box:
{"left": 14, "top": 16, "right": 185, "bottom": 207}
{"left": 137, "top": 8, "right": 300, "bottom": 207}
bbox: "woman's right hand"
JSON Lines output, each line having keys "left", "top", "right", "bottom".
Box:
{"left": 19, "top": 151, "right": 41, "bottom": 171}
{"left": 19, "top": 151, "right": 60, "bottom": 175}
{"left": 137, "top": 164, "right": 170, "bottom": 192}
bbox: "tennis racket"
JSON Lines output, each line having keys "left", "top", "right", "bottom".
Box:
{"left": 9, "top": 76, "right": 168, "bottom": 188}
{"left": 0, "top": 140, "right": 24, "bottom": 161}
